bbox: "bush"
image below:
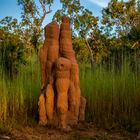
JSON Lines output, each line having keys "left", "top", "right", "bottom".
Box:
{"left": 0, "top": 29, "right": 26, "bottom": 79}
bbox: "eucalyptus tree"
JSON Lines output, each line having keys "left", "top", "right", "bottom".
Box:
{"left": 102, "top": 0, "right": 140, "bottom": 37}
{"left": 101, "top": 0, "right": 140, "bottom": 72}
{"left": 17, "top": 0, "right": 54, "bottom": 53}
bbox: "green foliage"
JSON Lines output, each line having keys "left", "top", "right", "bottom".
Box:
{"left": 128, "top": 22, "right": 140, "bottom": 44}
{"left": 95, "top": 0, "right": 140, "bottom": 72}
{"left": 53, "top": 0, "right": 81, "bottom": 25}
{"left": 102, "top": 0, "right": 140, "bottom": 36}
{"left": 72, "top": 37, "right": 89, "bottom": 63}
{"left": 30, "top": 27, "right": 42, "bottom": 53}
{"left": 0, "top": 16, "right": 22, "bottom": 36}
{"left": 0, "top": 16, "right": 19, "bottom": 32}
{"left": 0, "top": 0, "right": 52, "bottom": 53}
{"left": 87, "top": 29, "right": 109, "bottom": 65}
{"left": 17, "top": 0, "right": 54, "bottom": 53}
{"left": 0, "top": 29, "right": 26, "bottom": 79}
{"left": 74, "top": 9, "right": 98, "bottom": 38}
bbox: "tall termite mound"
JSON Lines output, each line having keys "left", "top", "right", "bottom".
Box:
{"left": 38, "top": 16, "right": 86, "bottom": 130}
{"left": 39, "top": 21, "right": 59, "bottom": 125}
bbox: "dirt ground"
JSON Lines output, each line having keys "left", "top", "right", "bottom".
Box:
{"left": 0, "top": 123, "right": 140, "bottom": 140}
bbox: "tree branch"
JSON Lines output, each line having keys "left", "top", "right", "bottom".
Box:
{"left": 85, "top": 38, "right": 95, "bottom": 66}
{"left": 38, "top": 0, "right": 52, "bottom": 26}
{"left": 131, "top": 41, "right": 139, "bottom": 48}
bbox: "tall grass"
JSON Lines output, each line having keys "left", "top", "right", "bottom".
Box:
{"left": 80, "top": 64, "right": 140, "bottom": 132}
{"left": 0, "top": 55, "right": 140, "bottom": 132}
{"left": 0, "top": 54, "right": 40, "bottom": 130}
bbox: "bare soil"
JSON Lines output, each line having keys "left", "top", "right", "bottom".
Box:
{"left": 0, "top": 123, "right": 140, "bottom": 140}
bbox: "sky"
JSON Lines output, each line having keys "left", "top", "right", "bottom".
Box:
{"left": 0, "top": 0, "right": 110, "bottom": 27}
{"left": 88, "top": 0, "right": 110, "bottom": 7}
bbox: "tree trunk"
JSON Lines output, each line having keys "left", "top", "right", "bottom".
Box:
{"left": 85, "top": 39, "right": 95, "bottom": 69}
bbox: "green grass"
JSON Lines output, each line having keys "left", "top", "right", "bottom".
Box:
{"left": 80, "top": 64, "right": 140, "bottom": 132}
{"left": 0, "top": 55, "right": 140, "bottom": 132}
{"left": 0, "top": 54, "right": 40, "bottom": 128}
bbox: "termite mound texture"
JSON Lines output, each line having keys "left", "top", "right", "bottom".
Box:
{"left": 59, "top": 16, "right": 83, "bottom": 125}
{"left": 68, "top": 63, "right": 81, "bottom": 124}
{"left": 59, "top": 16, "right": 76, "bottom": 63}
{"left": 55, "top": 57, "right": 71, "bottom": 129}
{"left": 38, "top": 21, "right": 59, "bottom": 125}
{"left": 45, "top": 84, "right": 54, "bottom": 121}
{"left": 38, "top": 17, "right": 86, "bottom": 129}
{"left": 38, "top": 94, "right": 47, "bottom": 125}
{"left": 39, "top": 21, "right": 59, "bottom": 90}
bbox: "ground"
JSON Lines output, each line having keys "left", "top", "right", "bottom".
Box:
{"left": 0, "top": 123, "right": 140, "bottom": 140}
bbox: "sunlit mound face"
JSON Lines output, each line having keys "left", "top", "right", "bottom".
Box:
{"left": 62, "top": 16, "right": 70, "bottom": 24}
{"left": 44, "top": 21, "right": 59, "bottom": 39}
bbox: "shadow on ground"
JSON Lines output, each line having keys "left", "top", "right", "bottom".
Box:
{"left": 0, "top": 123, "right": 139, "bottom": 140}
